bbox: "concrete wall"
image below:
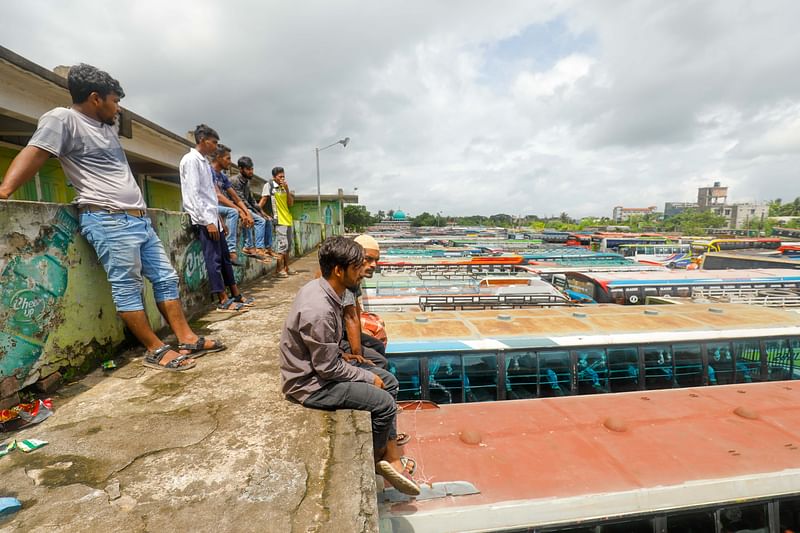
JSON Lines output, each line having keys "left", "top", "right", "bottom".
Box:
{"left": 0, "top": 200, "right": 323, "bottom": 406}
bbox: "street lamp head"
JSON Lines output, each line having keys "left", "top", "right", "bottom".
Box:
{"left": 340, "top": 137, "right": 350, "bottom": 148}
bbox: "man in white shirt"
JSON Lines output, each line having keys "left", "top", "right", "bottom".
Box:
{"left": 0, "top": 64, "right": 223, "bottom": 371}
{"left": 179, "top": 125, "right": 248, "bottom": 312}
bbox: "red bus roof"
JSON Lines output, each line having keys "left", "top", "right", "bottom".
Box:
{"left": 384, "top": 382, "right": 800, "bottom": 531}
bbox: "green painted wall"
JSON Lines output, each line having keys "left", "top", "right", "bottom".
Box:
{"left": 144, "top": 178, "right": 182, "bottom": 212}
{"left": 0, "top": 200, "right": 323, "bottom": 402}
{"left": 291, "top": 199, "right": 342, "bottom": 227}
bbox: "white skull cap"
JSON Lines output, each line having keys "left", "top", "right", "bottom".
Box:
{"left": 354, "top": 234, "right": 380, "bottom": 251}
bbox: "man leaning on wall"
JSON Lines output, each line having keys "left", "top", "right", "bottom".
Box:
{"left": 0, "top": 63, "right": 224, "bottom": 372}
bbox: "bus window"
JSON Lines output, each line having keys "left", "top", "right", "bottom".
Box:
{"left": 389, "top": 357, "right": 422, "bottom": 401}
{"left": 566, "top": 276, "right": 597, "bottom": 301}
{"left": 667, "top": 509, "right": 715, "bottom": 532}
{"left": 607, "top": 347, "right": 640, "bottom": 392}
{"left": 575, "top": 348, "right": 608, "bottom": 394}
{"left": 707, "top": 342, "right": 735, "bottom": 386}
{"left": 718, "top": 502, "right": 768, "bottom": 532}
{"left": 732, "top": 341, "right": 761, "bottom": 383}
{"left": 538, "top": 350, "right": 572, "bottom": 397}
{"left": 792, "top": 338, "right": 800, "bottom": 380}
{"left": 428, "top": 355, "right": 464, "bottom": 404}
{"left": 505, "top": 351, "right": 538, "bottom": 400}
{"left": 644, "top": 345, "right": 674, "bottom": 389}
{"left": 673, "top": 344, "right": 703, "bottom": 387}
{"left": 765, "top": 339, "right": 795, "bottom": 381}
{"left": 463, "top": 354, "right": 497, "bottom": 402}
{"left": 601, "top": 518, "right": 653, "bottom": 533}
{"left": 779, "top": 496, "right": 800, "bottom": 532}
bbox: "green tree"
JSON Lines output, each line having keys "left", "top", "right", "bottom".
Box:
{"left": 343, "top": 205, "right": 374, "bottom": 232}
{"left": 411, "top": 212, "right": 437, "bottom": 227}
{"left": 661, "top": 209, "right": 727, "bottom": 234}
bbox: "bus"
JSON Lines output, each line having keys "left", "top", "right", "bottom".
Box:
{"left": 362, "top": 274, "right": 568, "bottom": 312}
{"left": 690, "top": 238, "right": 782, "bottom": 256}
{"left": 560, "top": 268, "right": 800, "bottom": 304}
{"left": 565, "top": 233, "right": 592, "bottom": 247}
{"left": 617, "top": 243, "right": 692, "bottom": 268}
{"left": 380, "top": 381, "right": 800, "bottom": 532}
{"left": 522, "top": 251, "right": 634, "bottom": 267}
{"left": 591, "top": 234, "right": 670, "bottom": 253}
{"left": 382, "top": 303, "right": 800, "bottom": 404}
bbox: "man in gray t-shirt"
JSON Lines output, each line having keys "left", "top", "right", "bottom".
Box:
{"left": 27, "top": 107, "right": 146, "bottom": 211}
{"left": 0, "top": 63, "right": 223, "bottom": 371}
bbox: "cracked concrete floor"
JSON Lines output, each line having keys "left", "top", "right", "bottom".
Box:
{"left": 0, "top": 253, "right": 378, "bottom": 533}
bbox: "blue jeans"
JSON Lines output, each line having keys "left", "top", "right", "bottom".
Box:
{"left": 79, "top": 212, "right": 179, "bottom": 312}
{"left": 217, "top": 205, "right": 239, "bottom": 254}
{"left": 243, "top": 210, "right": 266, "bottom": 249}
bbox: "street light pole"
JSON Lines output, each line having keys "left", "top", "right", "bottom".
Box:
{"left": 315, "top": 137, "right": 350, "bottom": 237}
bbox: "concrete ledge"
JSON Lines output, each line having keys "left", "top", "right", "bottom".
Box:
{"left": 0, "top": 254, "right": 378, "bottom": 532}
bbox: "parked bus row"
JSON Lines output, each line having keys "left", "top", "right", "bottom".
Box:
{"left": 381, "top": 303, "right": 800, "bottom": 403}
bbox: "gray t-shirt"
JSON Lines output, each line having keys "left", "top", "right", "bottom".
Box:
{"left": 28, "top": 107, "right": 146, "bottom": 210}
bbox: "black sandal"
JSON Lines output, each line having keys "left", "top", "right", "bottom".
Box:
{"left": 142, "top": 345, "right": 196, "bottom": 372}
{"left": 233, "top": 295, "right": 256, "bottom": 307}
{"left": 177, "top": 336, "right": 226, "bottom": 358}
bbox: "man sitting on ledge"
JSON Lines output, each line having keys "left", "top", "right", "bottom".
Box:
{"left": 279, "top": 236, "right": 420, "bottom": 495}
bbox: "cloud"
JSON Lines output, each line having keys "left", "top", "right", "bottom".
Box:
{"left": 2, "top": 0, "right": 800, "bottom": 218}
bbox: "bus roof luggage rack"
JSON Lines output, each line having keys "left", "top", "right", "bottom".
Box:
{"left": 692, "top": 286, "right": 800, "bottom": 308}
{"left": 379, "top": 263, "right": 527, "bottom": 276}
{"left": 419, "top": 293, "right": 574, "bottom": 311}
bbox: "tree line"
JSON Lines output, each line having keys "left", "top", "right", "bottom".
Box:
{"left": 343, "top": 196, "right": 800, "bottom": 233}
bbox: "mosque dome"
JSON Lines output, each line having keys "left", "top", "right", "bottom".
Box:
{"left": 392, "top": 210, "right": 406, "bottom": 220}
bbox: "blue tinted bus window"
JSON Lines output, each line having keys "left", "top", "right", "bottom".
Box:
{"left": 764, "top": 339, "right": 794, "bottom": 381}
{"left": 667, "top": 509, "right": 715, "bottom": 532}
{"left": 576, "top": 348, "right": 608, "bottom": 394}
{"left": 463, "top": 354, "right": 497, "bottom": 402}
{"left": 732, "top": 340, "right": 761, "bottom": 383}
{"left": 505, "top": 351, "right": 538, "bottom": 400}
{"left": 607, "top": 347, "right": 640, "bottom": 392}
{"left": 428, "top": 355, "right": 464, "bottom": 404}
{"left": 388, "top": 357, "right": 421, "bottom": 401}
{"left": 538, "top": 350, "right": 572, "bottom": 397}
{"left": 719, "top": 502, "right": 767, "bottom": 532}
{"left": 673, "top": 344, "right": 703, "bottom": 387}
{"left": 708, "top": 342, "right": 734, "bottom": 385}
{"left": 644, "top": 345, "right": 674, "bottom": 389}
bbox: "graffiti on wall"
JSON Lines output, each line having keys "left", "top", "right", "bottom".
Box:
{"left": 181, "top": 239, "right": 209, "bottom": 292}
{"left": 0, "top": 207, "right": 77, "bottom": 382}
{"left": 0, "top": 199, "right": 323, "bottom": 402}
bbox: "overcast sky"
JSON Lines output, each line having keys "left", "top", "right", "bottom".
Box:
{"left": 4, "top": 1, "right": 800, "bottom": 218}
